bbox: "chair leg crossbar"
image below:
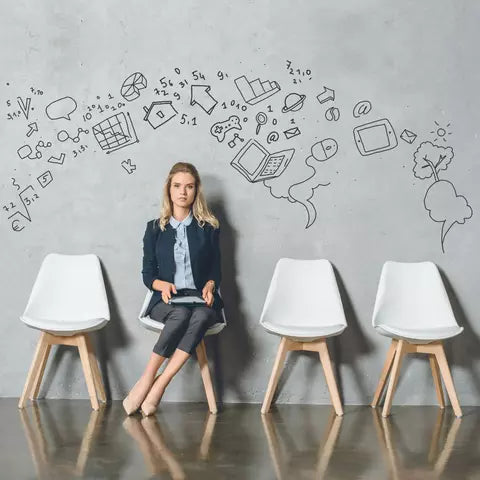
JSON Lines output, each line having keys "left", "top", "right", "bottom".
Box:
{"left": 261, "top": 337, "right": 343, "bottom": 416}
{"left": 19, "top": 332, "right": 106, "bottom": 410}
{"left": 371, "top": 339, "right": 462, "bottom": 417}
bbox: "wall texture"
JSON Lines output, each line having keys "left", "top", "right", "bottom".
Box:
{"left": 1, "top": 0, "right": 479, "bottom": 405}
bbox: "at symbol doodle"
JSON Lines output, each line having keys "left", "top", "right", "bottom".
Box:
{"left": 353, "top": 100, "right": 372, "bottom": 118}
{"left": 267, "top": 131, "right": 280, "bottom": 144}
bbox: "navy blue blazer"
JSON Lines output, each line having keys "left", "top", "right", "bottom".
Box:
{"left": 142, "top": 217, "right": 223, "bottom": 315}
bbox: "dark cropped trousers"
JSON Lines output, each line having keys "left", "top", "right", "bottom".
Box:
{"left": 149, "top": 302, "right": 219, "bottom": 357}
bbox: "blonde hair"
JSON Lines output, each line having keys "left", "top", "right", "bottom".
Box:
{"left": 158, "top": 162, "right": 219, "bottom": 231}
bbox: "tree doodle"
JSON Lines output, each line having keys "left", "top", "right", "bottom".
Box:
{"left": 264, "top": 138, "right": 338, "bottom": 228}
{"left": 413, "top": 141, "right": 472, "bottom": 252}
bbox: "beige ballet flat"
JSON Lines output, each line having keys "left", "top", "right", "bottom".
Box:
{"left": 123, "top": 379, "right": 152, "bottom": 415}
{"left": 140, "top": 400, "right": 157, "bottom": 417}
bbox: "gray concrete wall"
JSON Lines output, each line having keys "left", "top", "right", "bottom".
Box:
{"left": 1, "top": 0, "right": 479, "bottom": 405}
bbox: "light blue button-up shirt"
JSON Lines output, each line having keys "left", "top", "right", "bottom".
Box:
{"left": 169, "top": 212, "right": 196, "bottom": 289}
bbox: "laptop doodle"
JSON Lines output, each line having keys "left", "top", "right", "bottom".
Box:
{"left": 230, "top": 139, "right": 294, "bottom": 183}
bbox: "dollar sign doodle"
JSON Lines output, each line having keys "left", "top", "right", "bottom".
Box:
{"left": 11, "top": 178, "right": 20, "bottom": 191}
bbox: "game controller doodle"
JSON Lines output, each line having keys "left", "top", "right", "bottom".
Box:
{"left": 210, "top": 115, "right": 242, "bottom": 143}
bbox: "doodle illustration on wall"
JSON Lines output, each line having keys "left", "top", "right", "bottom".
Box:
{"left": 264, "top": 138, "right": 338, "bottom": 228}
{"left": 7, "top": 185, "right": 39, "bottom": 232}
{"left": 17, "top": 141, "right": 52, "bottom": 160}
{"left": 17, "top": 96, "right": 32, "bottom": 119}
{"left": 282, "top": 93, "right": 306, "bottom": 113}
{"left": 210, "top": 115, "right": 242, "bottom": 142}
{"left": 26, "top": 122, "right": 38, "bottom": 137}
{"left": 230, "top": 139, "right": 294, "bottom": 182}
{"left": 120, "top": 72, "right": 147, "bottom": 102}
{"left": 121, "top": 159, "right": 136, "bottom": 174}
{"left": 413, "top": 141, "right": 472, "bottom": 252}
{"left": 143, "top": 101, "right": 177, "bottom": 129}
{"left": 353, "top": 100, "right": 372, "bottom": 118}
{"left": 316, "top": 86, "right": 335, "bottom": 104}
{"left": 234, "top": 75, "right": 281, "bottom": 105}
{"left": 266, "top": 131, "right": 279, "bottom": 144}
{"left": 48, "top": 153, "right": 66, "bottom": 165}
{"left": 57, "top": 127, "right": 89, "bottom": 143}
{"left": 400, "top": 128, "right": 417, "bottom": 145}
{"left": 254, "top": 112, "right": 267, "bottom": 135}
{"left": 190, "top": 85, "right": 217, "bottom": 115}
{"left": 45, "top": 96, "right": 77, "bottom": 121}
{"left": 92, "top": 112, "right": 138, "bottom": 153}
{"left": 353, "top": 118, "right": 397, "bottom": 156}
{"left": 283, "top": 126, "right": 301, "bottom": 140}
{"left": 430, "top": 120, "right": 452, "bottom": 143}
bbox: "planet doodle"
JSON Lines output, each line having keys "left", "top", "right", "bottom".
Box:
{"left": 281, "top": 93, "right": 306, "bottom": 113}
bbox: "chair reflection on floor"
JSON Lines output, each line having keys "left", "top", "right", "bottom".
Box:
{"left": 123, "top": 411, "right": 217, "bottom": 479}
{"left": 372, "top": 408, "right": 461, "bottom": 480}
{"left": 261, "top": 409, "right": 343, "bottom": 480}
{"left": 19, "top": 403, "right": 105, "bottom": 479}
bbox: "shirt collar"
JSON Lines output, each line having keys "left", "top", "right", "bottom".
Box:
{"left": 169, "top": 211, "right": 193, "bottom": 229}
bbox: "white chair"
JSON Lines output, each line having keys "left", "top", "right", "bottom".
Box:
{"left": 371, "top": 261, "right": 464, "bottom": 417}
{"left": 260, "top": 258, "right": 347, "bottom": 416}
{"left": 19, "top": 253, "right": 110, "bottom": 410}
{"left": 138, "top": 290, "right": 226, "bottom": 414}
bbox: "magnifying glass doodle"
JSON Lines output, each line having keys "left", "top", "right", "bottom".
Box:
{"left": 255, "top": 112, "right": 268, "bottom": 135}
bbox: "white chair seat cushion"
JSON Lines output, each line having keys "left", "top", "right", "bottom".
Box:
{"left": 374, "top": 324, "right": 464, "bottom": 343}
{"left": 20, "top": 315, "right": 108, "bottom": 336}
{"left": 262, "top": 320, "right": 346, "bottom": 340}
{"left": 139, "top": 315, "right": 226, "bottom": 336}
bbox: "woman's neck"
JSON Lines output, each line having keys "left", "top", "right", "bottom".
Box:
{"left": 172, "top": 207, "right": 191, "bottom": 222}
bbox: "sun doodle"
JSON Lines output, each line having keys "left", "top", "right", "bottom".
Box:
{"left": 430, "top": 121, "right": 452, "bottom": 143}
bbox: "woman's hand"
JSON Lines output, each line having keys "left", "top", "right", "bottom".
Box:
{"left": 152, "top": 279, "right": 177, "bottom": 304}
{"left": 202, "top": 281, "right": 215, "bottom": 307}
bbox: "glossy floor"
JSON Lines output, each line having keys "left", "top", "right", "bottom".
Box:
{"left": 1, "top": 400, "right": 479, "bottom": 479}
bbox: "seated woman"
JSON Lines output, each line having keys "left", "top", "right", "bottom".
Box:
{"left": 123, "top": 162, "right": 223, "bottom": 416}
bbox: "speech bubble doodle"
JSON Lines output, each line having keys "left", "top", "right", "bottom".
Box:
{"left": 45, "top": 96, "right": 78, "bottom": 120}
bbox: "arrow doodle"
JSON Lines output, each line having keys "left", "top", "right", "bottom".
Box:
{"left": 316, "top": 87, "right": 335, "bottom": 104}
{"left": 26, "top": 122, "right": 38, "bottom": 137}
{"left": 190, "top": 85, "right": 217, "bottom": 115}
{"left": 121, "top": 159, "right": 136, "bottom": 174}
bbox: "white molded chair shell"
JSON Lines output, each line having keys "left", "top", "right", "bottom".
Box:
{"left": 372, "top": 261, "right": 463, "bottom": 343}
{"left": 21, "top": 253, "right": 110, "bottom": 336}
{"left": 138, "top": 290, "right": 226, "bottom": 336}
{"left": 260, "top": 258, "right": 347, "bottom": 341}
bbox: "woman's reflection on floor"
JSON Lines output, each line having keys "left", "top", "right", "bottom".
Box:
{"left": 123, "top": 411, "right": 217, "bottom": 479}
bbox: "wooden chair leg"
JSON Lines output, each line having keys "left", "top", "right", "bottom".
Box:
{"left": 382, "top": 339, "right": 406, "bottom": 417}
{"left": 30, "top": 342, "right": 52, "bottom": 400}
{"left": 318, "top": 339, "right": 343, "bottom": 416}
{"left": 261, "top": 337, "right": 289, "bottom": 414}
{"left": 371, "top": 339, "right": 398, "bottom": 407}
{"left": 196, "top": 340, "right": 217, "bottom": 414}
{"left": 429, "top": 354, "right": 445, "bottom": 409}
{"left": 432, "top": 344, "right": 462, "bottom": 417}
{"left": 19, "top": 333, "right": 50, "bottom": 408}
{"left": 84, "top": 334, "right": 106, "bottom": 403}
{"left": 77, "top": 334, "right": 100, "bottom": 411}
